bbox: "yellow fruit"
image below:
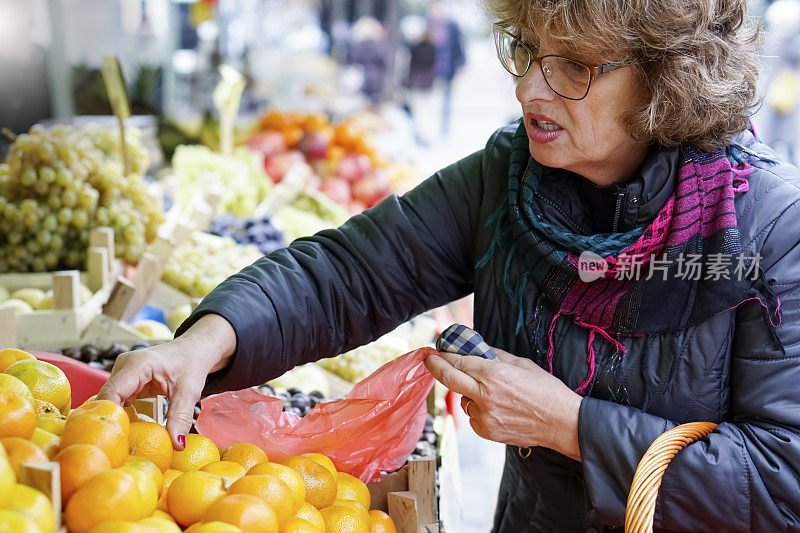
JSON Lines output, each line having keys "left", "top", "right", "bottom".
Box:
{"left": 166, "top": 471, "right": 226, "bottom": 527}
{"left": 280, "top": 456, "right": 337, "bottom": 509}
{"left": 139, "top": 516, "right": 182, "bottom": 533}
{"left": 249, "top": 462, "right": 306, "bottom": 515}
{"left": 30, "top": 427, "right": 60, "bottom": 458}
{"left": 55, "top": 444, "right": 112, "bottom": 503}
{"left": 220, "top": 443, "right": 268, "bottom": 470}
{"left": 201, "top": 461, "right": 247, "bottom": 484}
{"left": 0, "top": 349, "right": 34, "bottom": 373}
{"left": 0, "top": 509, "right": 39, "bottom": 533}
{"left": 5, "top": 483, "right": 54, "bottom": 533}
{"left": 61, "top": 400, "right": 130, "bottom": 467}
{"left": 88, "top": 521, "right": 159, "bottom": 533}
{"left": 4, "top": 359, "right": 71, "bottom": 415}
{"left": 150, "top": 510, "right": 175, "bottom": 523}
{"left": 125, "top": 456, "right": 164, "bottom": 494}
{"left": 171, "top": 434, "right": 220, "bottom": 472}
{"left": 294, "top": 502, "right": 325, "bottom": 533}
{"left": 0, "top": 377, "right": 35, "bottom": 440}
{"left": 0, "top": 438, "right": 48, "bottom": 476}
{"left": 202, "top": 494, "right": 279, "bottom": 533}
{"left": 184, "top": 522, "right": 242, "bottom": 533}
{"left": 118, "top": 465, "right": 159, "bottom": 518}
{"left": 34, "top": 399, "right": 66, "bottom": 435}
{"left": 129, "top": 422, "right": 173, "bottom": 473}
{"left": 368, "top": 510, "right": 396, "bottom": 533}
{"left": 228, "top": 474, "right": 296, "bottom": 523}
{"left": 336, "top": 471, "right": 371, "bottom": 510}
{"left": 65, "top": 469, "right": 142, "bottom": 533}
{"left": 319, "top": 503, "right": 370, "bottom": 533}
{"left": 302, "top": 453, "right": 337, "bottom": 478}
{"left": 156, "top": 469, "right": 182, "bottom": 512}
{"left": 10, "top": 289, "right": 46, "bottom": 310}
{"left": 282, "top": 517, "right": 322, "bottom": 533}
{"left": 0, "top": 444, "right": 15, "bottom": 503}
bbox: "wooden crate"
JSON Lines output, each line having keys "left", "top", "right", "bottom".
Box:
{"left": 368, "top": 458, "right": 439, "bottom": 533}
{"left": 18, "top": 462, "right": 66, "bottom": 533}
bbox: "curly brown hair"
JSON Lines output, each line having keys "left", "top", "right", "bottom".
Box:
{"left": 485, "top": 0, "right": 763, "bottom": 152}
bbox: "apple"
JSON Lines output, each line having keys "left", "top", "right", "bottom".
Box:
{"left": 247, "top": 131, "right": 287, "bottom": 159}
{"left": 348, "top": 201, "right": 368, "bottom": 215}
{"left": 319, "top": 178, "right": 352, "bottom": 204}
{"left": 265, "top": 150, "right": 305, "bottom": 183}
{"left": 337, "top": 154, "right": 372, "bottom": 183}
{"left": 296, "top": 130, "right": 331, "bottom": 161}
{"left": 352, "top": 168, "right": 391, "bottom": 206}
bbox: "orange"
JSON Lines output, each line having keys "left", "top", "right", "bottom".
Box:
{"left": 248, "top": 462, "right": 305, "bottom": 514}
{"left": 166, "top": 470, "right": 226, "bottom": 527}
{"left": 184, "top": 522, "right": 242, "bottom": 532}
{"left": 156, "top": 469, "right": 182, "bottom": 511}
{"left": 0, "top": 349, "right": 34, "bottom": 373}
{"left": 220, "top": 442, "right": 268, "bottom": 470}
{"left": 171, "top": 434, "right": 220, "bottom": 472}
{"left": 139, "top": 516, "right": 181, "bottom": 533}
{"left": 336, "top": 471, "right": 371, "bottom": 510}
{"left": 87, "top": 521, "right": 158, "bottom": 533}
{"left": 202, "top": 494, "right": 279, "bottom": 533}
{"left": 34, "top": 399, "right": 66, "bottom": 435}
{"left": 201, "top": 461, "right": 247, "bottom": 484}
{"left": 0, "top": 509, "right": 40, "bottom": 533}
{"left": 124, "top": 455, "right": 164, "bottom": 492}
{"left": 65, "top": 469, "right": 142, "bottom": 533}
{"left": 0, "top": 438, "right": 47, "bottom": 476}
{"left": 29, "top": 427, "right": 60, "bottom": 458}
{"left": 118, "top": 465, "right": 159, "bottom": 518}
{"left": 4, "top": 359, "right": 71, "bottom": 414}
{"left": 319, "top": 503, "right": 370, "bottom": 533}
{"left": 228, "top": 474, "right": 296, "bottom": 523}
{"left": 129, "top": 422, "right": 172, "bottom": 473}
{"left": 302, "top": 453, "right": 337, "bottom": 478}
{"left": 0, "top": 443, "right": 15, "bottom": 502}
{"left": 61, "top": 400, "right": 130, "bottom": 467}
{"left": 282, "top": 517, "right": 322, "bottom": 533}
{"left": 55, "top": 444, "right": 112, "bottom": 503}
{"left": 5, "top": 483, "right": 54, "bottom": 533}
{"left": 336, "top": 500, "right": 368, "bottom": 513}
{"left": 368, "top": 510, "right": 396, "bottom": 533}
{"left": 294, "top": 502, "right": 325, "bottom": 532}
{"left": 280, "top": 456, "right": 337, "bottom": 509}
{"left": 0, "top": 376, "right": 35, "bottom": 439}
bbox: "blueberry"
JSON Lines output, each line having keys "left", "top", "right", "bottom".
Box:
{"left": 308, "top": 390, "right": 324, "bottom": 400}
{"left": 286, "top": 387, "right": 302, "bottom": 396}
{"left": 291, "top": 396, "right": 310, "bottom": 410}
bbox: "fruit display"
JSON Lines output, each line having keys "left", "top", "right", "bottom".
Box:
{"left": 169, "top": 145, "right": 272, "bottom": 217}
{"left": 250, "top": 111, "right": 418, "bottom": 215}
{"left": 0, "top": 283, "right": 96, "bottom": 314}
{"left": 0, "top": 124, "right": 165, "bottom": 270}
{"left": 0, "top": 347, "right": 399, "bottom": 532}
{"left": 161, "top": 231, "right": 263, "bottom": 298}
{"left": 208, "top": 214, "right": 285, "bottom": 256}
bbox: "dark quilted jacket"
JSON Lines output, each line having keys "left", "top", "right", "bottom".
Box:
{"left": 179, "top": 122, "right": 800, "bottom": 532}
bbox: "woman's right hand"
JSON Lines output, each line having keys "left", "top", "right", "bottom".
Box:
{"left": 96, "top": 314, "right": 236, "bottom": 450}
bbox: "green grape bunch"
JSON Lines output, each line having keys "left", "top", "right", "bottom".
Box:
{"left": 0, "top": 123, "right": 165, "bottom": 272}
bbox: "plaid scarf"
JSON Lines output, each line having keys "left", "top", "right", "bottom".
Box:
{"left": 478, "top": 121, "right": 782, "bottom": 393}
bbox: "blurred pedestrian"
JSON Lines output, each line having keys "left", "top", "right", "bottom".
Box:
{"left": 428, "top": 2, "right": 465, "bottom": 137}
{"left": 347, "top": 16, "right": 390, "bottom": 104}
{"left": 402, "top": 20, "right": 437, "bottom": 146}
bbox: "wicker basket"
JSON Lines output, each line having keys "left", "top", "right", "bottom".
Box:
{"left": 624, "top": 421, "right": 718, "bottom": 532}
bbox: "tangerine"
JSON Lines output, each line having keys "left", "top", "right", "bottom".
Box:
{"left": 166, "top": 470, "right": 226, "bottom": 527}
{"left": 335, "top": 471, "right": 371, "bottom": 510}
{"left": 248, "top": 462, "right": 305, "bottom": 515}
{"left": 228, "top": 473, "right": 296, "bottom": 522}
{"left": 220, "top": 442, "right": 268, "bottom": 470}
{"left": 0, "top": 349, "right": 34, "bottom": 373}
{"left": 65, "top": 469, "right": 142, "bottom": 533}
{"left": 55, "top": 444, "right": 112, "bottom": 503}
{"left": 202, "top": 493, "right": 278, "bottom": 533}
{"left": 201, "top": 460, "right": 247, "bottom": 484}
{"left": 280, "top": 456, "right": 337, "bottom": 509}
{"left": 319, "top": 503, "right": 370, "bottom": 533}
{"left": 368, "top": 510, "right": 396, "bottom": 533}
{"left": 171, "top": 434, "right": 219, "bottom": 472}
{"left": 129, "top": 422, "right": 172, "bottom": 473}
{"left": 0, "top": 438, "right": 48, "bottom": 476}
{"left": 5, "top": 483, "right": 54, "bottom": 533}
{"left": 4, "top": 359, "right": 71, "bottom": 415}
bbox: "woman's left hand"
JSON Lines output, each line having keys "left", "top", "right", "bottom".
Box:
{"left": 424, "top": 347, "right": 583, "bottom": 461}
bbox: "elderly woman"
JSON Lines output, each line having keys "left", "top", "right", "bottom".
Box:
{"left": 101, "top": 0, "right": 800, "bottom": 530}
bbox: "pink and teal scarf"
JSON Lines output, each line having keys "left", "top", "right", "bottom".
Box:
{"left": 478, "top": 121, "right": 782, "bottom": 394}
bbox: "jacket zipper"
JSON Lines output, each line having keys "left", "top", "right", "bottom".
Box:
{"left": 611, "top": 188, "right": 627, "bottom": 233}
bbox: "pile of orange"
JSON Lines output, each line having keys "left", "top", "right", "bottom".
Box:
{"left": 0, "top": 348, "right": 399, "bottom": 533}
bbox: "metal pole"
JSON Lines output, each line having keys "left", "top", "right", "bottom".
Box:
{"left": 46, "top": 0, "right": 74, "bottom": 120}
{"left": 383, "top": 0, "right": 400, "bottom": 102}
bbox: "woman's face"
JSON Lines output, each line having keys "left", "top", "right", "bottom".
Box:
{"left": 515, "top": 37, "right": 651, "bottom": 186}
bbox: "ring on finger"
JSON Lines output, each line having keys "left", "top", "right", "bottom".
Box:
{"left": 464, "top": 398, "right": 474, "bottom": 418}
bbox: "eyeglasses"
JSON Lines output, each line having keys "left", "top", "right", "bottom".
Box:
{"left": 492, "top": 23, "right": 625, "bottom": 101}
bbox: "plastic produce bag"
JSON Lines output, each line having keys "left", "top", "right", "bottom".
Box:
{"left": 195, "top": 347, "right": 436, "bottom": 483}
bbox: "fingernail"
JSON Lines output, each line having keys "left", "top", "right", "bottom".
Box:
{"left": 177, "top": 434, "right": 186, "bottom": 447}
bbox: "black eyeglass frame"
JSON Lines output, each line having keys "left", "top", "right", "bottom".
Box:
{"left": 492, "top": 23, "right": 625, "bottom": 101}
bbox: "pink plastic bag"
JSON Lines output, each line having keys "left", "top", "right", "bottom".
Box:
{"left": 195, "top": 347, "right": 436, "bottom": 483}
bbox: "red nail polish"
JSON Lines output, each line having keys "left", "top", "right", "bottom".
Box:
{"left": 178, "top": 434, "right": 186, "bottom": 447}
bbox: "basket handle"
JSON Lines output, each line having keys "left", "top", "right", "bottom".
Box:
{"left": 624, "top": 421, "right": 718, "bottom": 532}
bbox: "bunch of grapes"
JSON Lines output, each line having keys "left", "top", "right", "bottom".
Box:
{"left": 0, "top": 124, "right": 164, "bottom": 271}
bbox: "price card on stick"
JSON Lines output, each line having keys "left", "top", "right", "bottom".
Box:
{"left": 213, "top": 64, "right": 246, "bottom": 157}
{"left": 101, "top": 55, "right": 131, "bottom": 176}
